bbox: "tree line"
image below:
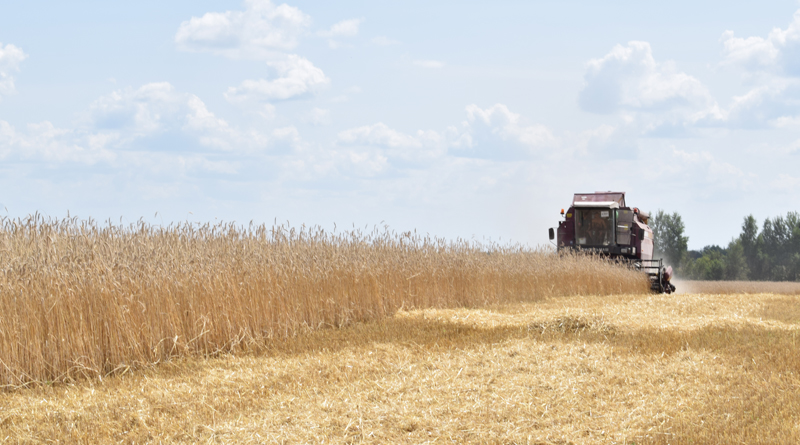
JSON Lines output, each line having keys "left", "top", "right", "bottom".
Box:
{"left": 651, "top": 210, "right": 800, "bottom": 281}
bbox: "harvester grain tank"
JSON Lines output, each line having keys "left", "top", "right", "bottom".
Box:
{"left": 547, "top": 191, "right": 676, "bottom": 293}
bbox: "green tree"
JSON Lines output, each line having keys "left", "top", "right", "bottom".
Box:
{"left": 695, "top": 251, "right": 726, "bottom": 280}
{"left": 736, "top": 212, "right": 800, "bottom": 281}
{"left": 761, "top": 216, "right": 793, "bottom": 281}
{"left": 651, "top": 210, "right": 689, "bottom": 269}
{"left": 739, "top": 215, "right": 759, "bottom": 280}
{"left": 725, "top": 238, "right": 748, "bottom": 280}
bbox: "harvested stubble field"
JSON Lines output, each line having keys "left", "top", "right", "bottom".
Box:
{"left": 2, "top": 217, "right": 800, "bottom": 444}
{"left": 2, "top": 291, "right": 800, "bottom": 444}
{"left": 676, "top": 279, "right": 800, "bottom": 295}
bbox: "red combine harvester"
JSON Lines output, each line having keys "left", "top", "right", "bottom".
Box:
{"left": 548, "top": 191, "right": 676, "bottom": 294}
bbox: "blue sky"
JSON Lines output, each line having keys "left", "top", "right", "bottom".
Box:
{"left": 1, "top": 1, "right": 800, "bottom": 248}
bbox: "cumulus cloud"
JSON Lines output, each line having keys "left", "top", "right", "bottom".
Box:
{"left": 713, "top": 11, "right": 800, "bottom": 128}
{"left": 579, "top": 41, "right": 714, "bottom": 115}
{"left": 0, "top": 43, "right": 27, "bottom": 98}
{"left": 224, "top": 55, "right": 330, "bottom": 102}
{"left": 0, "top": 120, "right": 114, "bottom": 164}
{"left": 90, "top": 82, "right": 190, "bottom": 134}
{"left": 465, "top": 104, "right": 554, "bottom": 146}
{"left": 82, "top": 82, "right": 294, "bottom": 158}
{"left": 720, "top": 10, "right": 800, "bottom": 75}
{"left": 174, "top": 0, "right": 310, "bottom": 60}
{"left": 0, "top": 81, "right": 293, "bottom": 183}
{"left": 720, "top": 31, "right": 781, "bottom": 72}
{"left": 335, "top": 104, "right": 557, "bottom": 166}
{"left": 337, "top": 122, "right": 447, "bottom": 168}
{"left": 177, "top": 2, "right": 330, "bottom": 104}
{"left": 721, "top": 79, "right": 800, "bottom": 128}
{"left": 89, "top": 82, "right": 236, "bottom": 146}
{"left": 457, "top": 104, "right": 557, "bottom": 159}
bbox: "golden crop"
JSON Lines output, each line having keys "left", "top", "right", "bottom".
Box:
{"left": 2, "top": 291, "right": 798, "bottom": 443}
{"left": 0, "top": 215, "right": 648, "bottom": 387}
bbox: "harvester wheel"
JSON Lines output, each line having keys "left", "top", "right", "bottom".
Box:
{"left": 657, "top": 266, "right": 675, "bottom": 294}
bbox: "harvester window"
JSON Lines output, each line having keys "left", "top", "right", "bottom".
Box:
{"left": 616, "top": 209, "right": 633, "bottom": 245}
{"left": 575, "top": 208, "right": 613, "bottom": 246}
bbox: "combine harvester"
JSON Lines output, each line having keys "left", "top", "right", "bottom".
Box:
{"left": 548, "top": 191, "right": 676, "bottom": 294}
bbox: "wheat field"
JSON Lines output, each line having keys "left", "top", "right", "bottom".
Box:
{"left": 0, "top": 215, "right": 648, "bottom": 387}
{"left": 1, "top": 291, "right": 798, "bottom": 444}
{"left": 4, "top": 215, "right": 800, "bottom": 444}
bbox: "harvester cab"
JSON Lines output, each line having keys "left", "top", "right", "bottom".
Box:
{"left": 548, "top": 191, "right": 676, "bottom": 294}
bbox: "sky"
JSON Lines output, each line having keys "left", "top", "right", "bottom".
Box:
{"left": 1, "top": 0, "right": 800, "bottom": 249}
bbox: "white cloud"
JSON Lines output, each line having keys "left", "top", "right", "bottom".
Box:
{"left": 341, "top": 149, "right": 389, "bottom": 178}
{"left": 372, "top": 36, "right": 400, "bottom": 46}
{"left": 335, "top": 104, "right": 557, "bottom": 165}
{"left": 177, "top": 1, "right": 331, "bottom": 104}
{"left": 90, "top": 82, "right": 191, "bottom": 134}
{"left": 465, "top": 104, "right": 552, "bottom": 145}
{"left": 771, "top": 115, "right": 800, "bottom": 128}
{"left": 413, "top": 59, "right": 445, "bottom": 69}
{"left": 339, "top": 123, "right": 422, "bottom": 148}
{"left": 656, "top": 148, "right": 749, "bottom": 193}
{"left": 770, "top": 173, "right": 800, "bottom": 192}
{"left": 0, "top": 43, "right": 27, "bottom": 98}
{"left": 331, "top": 18, "right": 361, "bottom": 37}
{"left": 720, "top": 31, "right": 781, "bottom": 71}
{"left": 713, "top": 11, "right": 800, "bottom": 129}
{"left": 722, "top": 79, "right": 800, "bottom": 127}
{"left": 305, "top": 107, "right": 330, "bottom": 126}
{"left": 259, "top": 103, "right": 277, "bottom": 120}
{"left": 318, "top": 18, "right": 362, "bottom": 49}
{"left": 0, "top": 81, "right": 301, "bottom": 184}
{"left": 576, "top": 35, "right": 800, "bottom": 135}
{"left": 330, "top": 86, "right": 362, "bottom": 103}
{"left": 225, "top": 55, "right": 330, "bottom": 102}
{"left": 87, "top": 82, "right": 270, "bottom": 153}
{"left": 573, "top": 123, "right": 641, "bottom": 159}
{"left": 459, "top": 104, "right": 557, "bottom": 159}
{"left": 337, "top": 122, "right": 447, "bottom": 166}
{"left": 319, "top": 18, "right": 362, "bottom": 38}
{"left": 335, "top": 123, "right": 505, "bottom": 186}
{"left": 720, "top": 10, "right": 800, "bottom": 75}
{"left": 174, "top": 0, "right": 310, "bottom": 60}
{"left": 269, "top": 125, "right": 303, "bottom": 154}
{"left": 0, "top": 120, "right": 114, "bottom": 164}
{"left": 579, "top": 41, "right": 714, "bottom": 115}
